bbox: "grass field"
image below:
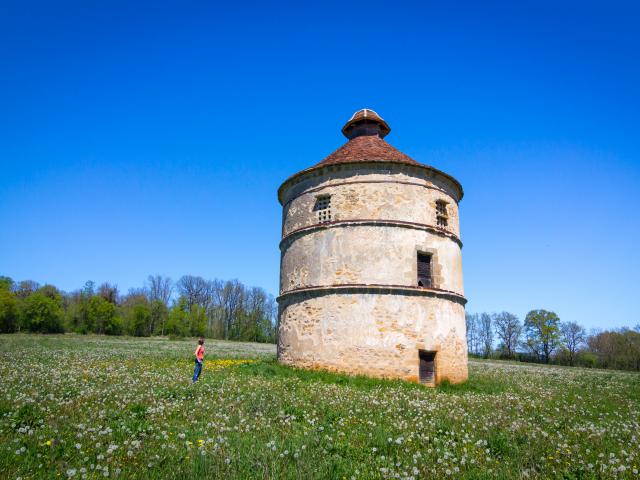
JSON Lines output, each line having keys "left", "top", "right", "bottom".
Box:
{"left": 1, "top": 335, "right": 639, "bottom": 479}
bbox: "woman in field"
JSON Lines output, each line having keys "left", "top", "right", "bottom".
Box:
{"left": 192, "top": 337, "right": 205, "bottom": 383}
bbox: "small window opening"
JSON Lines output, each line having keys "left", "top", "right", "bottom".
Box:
{"left": 314, "top": 195, "right": 332, "bottom": 224}
{"left": 419, "top": 350, "right": 436, "bottom": 385}
{"left": 417, "top": 252, "right": 432, "bottom": 288}
{"left": 436, "top": 200, "right": 448, "bottom": 228}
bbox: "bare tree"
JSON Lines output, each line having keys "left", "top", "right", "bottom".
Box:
{"left": 465, "top": 312, "right": 479, "bottom": 356}
{"left": 146, "top": 275, "right": 173, "bottom": 306}
{"left": 213, "top": 279, "right": 244, "bottom": 340}
{"left": 493, "top": 312, "right": 522, "bottom": 359}
{"left": 206, "top": 279, "right": 225, "bottom": 336}
{"left": 477, "top": 313, "right": 493, "bottom": 358}
{"left": 176, "top": 275, "right": 212, "bottom": 310}
{"left": 560, "top": 321, "right": 586, "bottom": 366}
{"left": 97, "top": 283, "right": 119, "bottom": 304}
{"left": 15, "top": 280, "right": 40, "bottom": 299}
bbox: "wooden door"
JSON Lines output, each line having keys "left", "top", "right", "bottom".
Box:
{"left": 419, "top": 350, "right": 436, "bottom": 385}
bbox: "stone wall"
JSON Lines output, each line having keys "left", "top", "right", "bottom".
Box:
{"left": 281, "top": 164, "right": 461, "bottom": 238}
{"left": 278, "top": 292, "right": 468, "bottom": 384}
{"left": 277, "top": 163, "right": 467, "bottom": 385}
{"left": 280, "top": 225, "right": 463, "bottom": 294}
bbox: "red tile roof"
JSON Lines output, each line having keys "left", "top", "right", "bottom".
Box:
{"left": 316, "top": 134, "right": 420, "bottom": 167}
{"left": 278, "top": 109, "right": 464, "bottom": 204}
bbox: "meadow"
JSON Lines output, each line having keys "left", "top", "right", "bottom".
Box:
{"left": 1, "top": 335, "right": 639, "bottom": 479}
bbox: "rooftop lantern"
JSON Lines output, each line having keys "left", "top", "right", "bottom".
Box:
{"left": 341, "top": 108, "right": 391, "bottom": 139}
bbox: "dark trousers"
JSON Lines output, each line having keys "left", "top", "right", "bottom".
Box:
{"left": 192, "top": 359, "right": 203, "bottom": 383}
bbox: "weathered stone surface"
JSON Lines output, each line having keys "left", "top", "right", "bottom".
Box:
{"left": 278, "top": 293, "right": 468, "bottom": 384}
{"left": 277, "top": 119, "right": 467, "bottom": 385}
{"left": 282, "top": 167, "right": 460, "bottom": 238}
{"left": 281, "top": 226, "right": 463, "bottom": 294}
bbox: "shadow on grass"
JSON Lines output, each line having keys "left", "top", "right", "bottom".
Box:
{"left": 236, "top": 360, "right": 506, "bottom": 395}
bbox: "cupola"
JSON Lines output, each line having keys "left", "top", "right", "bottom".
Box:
{"left": 341, "top": 108, "right": 391, "bottom": 139}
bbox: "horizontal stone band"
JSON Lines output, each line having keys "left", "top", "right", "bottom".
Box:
{"left": 281, "top": 179, "right": 455, "bottom": 209}
{"left": 280, "top": 219, "right": 463, "bottom": 250}
{"left": 278, "top": 161, "right": 464, "bottom": 204}
{"left": 277, "top": 283, "right": 467, "bottom": 306}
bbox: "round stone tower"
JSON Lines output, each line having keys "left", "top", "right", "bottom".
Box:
{"left": 277, "top": 109, "right": 467, "bottom": 385}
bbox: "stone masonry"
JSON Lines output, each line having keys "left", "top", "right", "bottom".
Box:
{"left": 277, "top": 109, "right": 468, "bottom": 385}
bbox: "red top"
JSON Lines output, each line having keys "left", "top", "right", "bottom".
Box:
{"left": 195, "top": 345, "right": 205, "bottom": 361}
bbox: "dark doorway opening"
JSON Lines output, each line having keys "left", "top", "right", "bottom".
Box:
{"left": 417, "top": 253, "right": 432, "bottom": 287}
{"left": 419, "top": 350, "right": 436, "bottom": 385}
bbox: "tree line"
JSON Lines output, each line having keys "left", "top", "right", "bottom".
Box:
{"left": 466, "top": 309, "right": 640, "bottom": 371}
{"left": 0, "top": 275, "right": 277, "bottom": 343}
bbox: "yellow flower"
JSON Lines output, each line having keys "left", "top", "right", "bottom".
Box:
{"left": 45, "top": 440, "right": 52, "bottom": 446}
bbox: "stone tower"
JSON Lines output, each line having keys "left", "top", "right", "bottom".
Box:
{"left": 277, "top": 109, "right": 467, "bottom": 385}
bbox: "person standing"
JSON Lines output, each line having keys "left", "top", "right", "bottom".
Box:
{"left": 192, "top": 337, "right": 205, "bottom": 383}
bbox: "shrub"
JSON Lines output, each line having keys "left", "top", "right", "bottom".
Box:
{"left": 0, "top": 289, "right": 18, "bottom": 333}
{"left": 19, "top": 293, "right": 64, "bottom": 333}
{"left": 87, "top": 296, "right": 117, "bottom": 334}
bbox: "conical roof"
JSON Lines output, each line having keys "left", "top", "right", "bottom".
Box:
{"left": 317, "top": 108, "right": 419, "bottom": 167}
{"left": 278, "top": 109, "right": 463, "bottom": 203}
{"left": 317, "top": 134, "right": 420, "bottom": 167}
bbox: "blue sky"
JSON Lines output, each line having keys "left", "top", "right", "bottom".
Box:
{"left": 0, "top": 1, "right": 638, "bottom": 330}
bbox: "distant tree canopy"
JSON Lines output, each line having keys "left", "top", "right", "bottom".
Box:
{"left": 493, "top": 311, "right": 522, "bottom": 359}
{"left": 524, "top": 309, "right": 561, "bottom": 363}
{"left": 19, "top": 293, "right": 64, "bottom": 334}
{"left": 0, "top": 274, "right": 277, "bottom": 343}
{"left": 5, "top": 272, "right": 638, "bottom": 371}
{"left": 466, "top": 309, "right": 640, "bottom": 372}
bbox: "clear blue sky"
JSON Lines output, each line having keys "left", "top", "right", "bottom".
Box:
{"left": 1, "top": 1, "right": 638, "bottom": 330}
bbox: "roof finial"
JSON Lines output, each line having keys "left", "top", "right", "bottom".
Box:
{"left": 341, "top": 108, "right": 391, "bottom": 139}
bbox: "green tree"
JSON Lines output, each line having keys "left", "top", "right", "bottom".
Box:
{"left": 36, "top": 284, "right": 63, "bottom": 305}
{"left": 149, "top": 300, "right": 169, "bottom": 335}
{"left": 0, "top": 276, "right": 15, "bottom": 291}
{"left": 87, "top": 296, "right": 117, "bottom": 334}
{"left": 64, "top": 282, "right": 96, "bottom": 333}
{"left": 19, "top": 293, "right": 64, "bottom": 333}
{"left": 0, "top": 289, "right": 18, "bottom": 332}
{"left": 189, "top": 305, "right": 207, "bottom": 337}
{"left": 166, "top": 299, "right": 191, "bottom": 337}
{"left": 122, "top": 298, "right": 152, "bottom": 337}
{"left": 524, "top": 309, "right": 561, "bottom": 363}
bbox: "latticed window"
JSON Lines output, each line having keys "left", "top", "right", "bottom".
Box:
{"left": 314, "top": 195, "right": 332, "bottom": 224}
{"left": 435, "top": 200, "right": 448, "bottom": 228}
